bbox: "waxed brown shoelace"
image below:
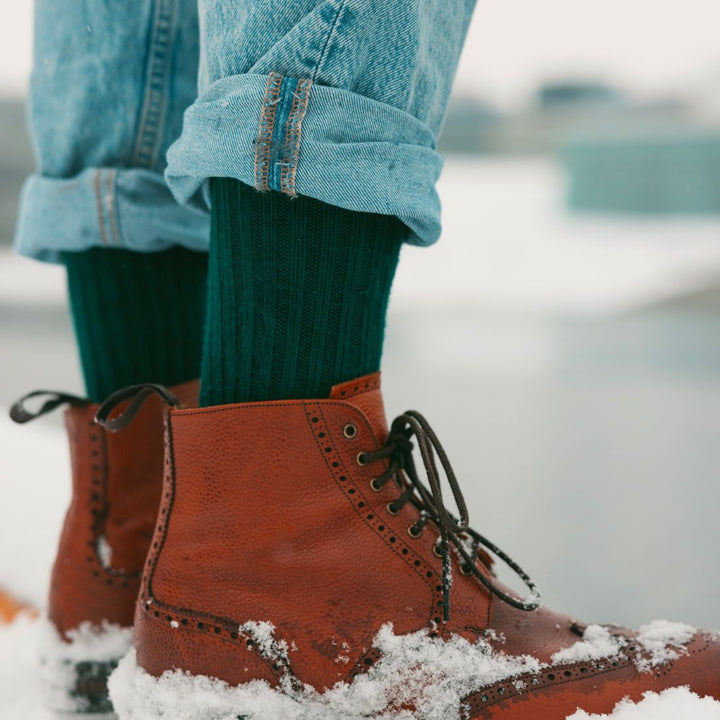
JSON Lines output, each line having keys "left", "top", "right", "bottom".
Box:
{"left": 360, "top": 410, "right": 541, "bottom": 619}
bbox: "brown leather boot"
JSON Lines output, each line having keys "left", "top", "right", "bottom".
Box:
{"left": 102, "top": 374, "right": 719, "bottom": 719}
{"left": 10, "top": 380, "right": 198, "bottom": 715}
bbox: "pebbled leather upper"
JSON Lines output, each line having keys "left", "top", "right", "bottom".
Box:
{"left": 49, "top": 380, "right": 198, "bottom": 636}
{"left": 134, "top": 373, "right": 720, "bottom": 717}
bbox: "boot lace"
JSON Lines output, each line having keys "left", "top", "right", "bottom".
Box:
{"left": 360, "top": 410, "right": 541, "bottom": 619}
{"left": 9, "top": 390, "right": 89, "bottom": 423}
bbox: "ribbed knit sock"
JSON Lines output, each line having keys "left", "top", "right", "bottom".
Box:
{"left": 200, "top": 179, "right": 406, "bottom": 406}
{"left": 63, "top": 247, "right": 208, "bottom": 402}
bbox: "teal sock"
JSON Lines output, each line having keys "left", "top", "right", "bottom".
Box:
{"left": 200, "top": 179, "right": 405, "bottom": 406}
{"left": 63, "top": 247, "right": 208, "bottom": 402}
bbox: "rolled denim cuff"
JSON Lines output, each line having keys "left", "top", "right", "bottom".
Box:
{"left": 14, "top": 167, "right": 210, "bottom": 264}
{"left": 166, "top": 73, "right": 443, "bottom": 247}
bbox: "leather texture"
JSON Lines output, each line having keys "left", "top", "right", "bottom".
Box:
{"left": 134, "top": 373, "right": 720, "bottom": 716}
{"left": 49, "top": 380, "right": 198, "bottom": 637}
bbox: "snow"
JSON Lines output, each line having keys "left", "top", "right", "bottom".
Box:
{"left": 636, "top": 621, "right": 696, "bottom": 671}
{"left": 38, "top": 617, "right": 133, "bottom": 663}
{"left": 239, "top": 620, "right": 291, "bottom": 666}
{"left": 549, "top": 621, "right": 703, "bottom": 676}
{"left": 97, "top": 535, "right": 113, "bottom": 569}
{"left": 109, "top": 623, "right": 543, "bottom": 720}
{"left": 36, "top": 618, "right": 131, "bottom": 714}
{"left": 0, "top": 614, "right": 54, "bottom": 720}
{"left": 105, "top": 620, "right": 709, "bottom": 720}
{"left": 551, "top": 625, "right": 622, "bottom": 665}
{"left": 0, "top": 615, "right": 131, "bottom": 719}
{"left": 0, "top": 419, "right": 69, "bottom": 608}
{"left": 568, "top": 687, "right": 720, "bottom": 719}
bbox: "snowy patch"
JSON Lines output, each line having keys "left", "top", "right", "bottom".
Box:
{"left": 96, "top": 534, "right": 113, "bottom": 569}
{"left": 635, "top": 620, "right": 695, "bottom": 670}
{"left": 550, "top": 620, "right": 697, "bottom": 674}
{"left": 1, "top": 616, "right": 716, "bottom": 720}
{"left": 567, "top": 687, "right": 720, "bottom": 719}
{"left": 0, "top": 613, "right": 53, "bottom": 720}
{"left": 551, "top": 625, "right": 622, "bottom": 665}
{"left": 239, "top": 620, "right": 291, "bottom": 665}
{"left": 108, "top": 619, "right": 709, "bottom": 720}
{"left": 0, "top": 613, "right": 130, "bottom": 718}
{"left": 109, "top": 623, "right": 541, "bottom": 720}
{"left": 38, "top": 616, "right": 133, "bottom": 663}
{"left": 37, "top": 616, "right": 132, "bottom": 713}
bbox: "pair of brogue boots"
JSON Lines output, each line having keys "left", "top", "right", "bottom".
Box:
{"left": 12, "top": 374, "right": 720, "bottom": 719}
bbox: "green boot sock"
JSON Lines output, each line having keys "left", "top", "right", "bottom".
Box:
{"left": 200, "top": 179, "right": 406, "bottom": 406}
{"left": 64, "top": 247, "right": 207, "bottom": 402}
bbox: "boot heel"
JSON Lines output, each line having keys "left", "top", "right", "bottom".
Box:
{"left": 40, "top": 652, "right": 121, "bottom": 715}
{"left": 38, "top": 619, "right": 132, "bottom": 716}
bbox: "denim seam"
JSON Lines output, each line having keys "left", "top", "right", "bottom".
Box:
{"left": 255, "top": 72, "right": 284, "bottom": 192}
{"left": 93, "top": 169, "right": 110, "bottom": 247}
{"left": 132, "top": 0, "right": 177, "bottom": 170}
{"left": 313, "top": 0, "right": 348, "bottom": 83}
{"left": 280, "top": 79, "right": 313, "bottom": 197}
{"left": 269, "top": 79, "right": 297, "bottom": 192}
{"left": 105, "top": 169, "right": 122, "bottom": 247}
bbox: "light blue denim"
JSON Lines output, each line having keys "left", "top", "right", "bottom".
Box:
{"left": 16, "top": 0, "right": 476, "bottom": 263}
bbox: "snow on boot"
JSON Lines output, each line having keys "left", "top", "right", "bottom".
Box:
{"left": 98, "top": 374, "right": 720, "bottom": 720}
{"left": 9, "top": 380, "right": 198, "bottom": 716}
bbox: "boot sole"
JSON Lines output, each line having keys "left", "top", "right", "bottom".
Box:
{"left": 40, "top": 654, "right": 122, "bottom": 715}
{"left": 39, "top": 618, "right": 133, "bottom": 716}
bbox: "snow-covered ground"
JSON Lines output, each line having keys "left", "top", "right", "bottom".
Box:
{"left": 568, "top": 689, "right": 720, "bottom": 719}
{"left": 2, "top": 158, "right": 720, "bottom": 717}
{"left": 2, "top": 614, "right": 720, "bottom": 719}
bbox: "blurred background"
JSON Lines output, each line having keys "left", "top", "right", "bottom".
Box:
{"left": 2, "top": 1, "right": 720, "bottom": 634}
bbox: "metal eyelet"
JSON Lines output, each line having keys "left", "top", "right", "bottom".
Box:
{"left": 386, "top": 502, "right": 399, "bottom": 516}
{"left": 460, "top": 562, "right": 473, "bottom": 576}
{"left": 432, "top": 543, "right": 443, "bottom": 558}
{"left": 343, "top": 423, "right": 358, "bottom": 439}
{"left": 356, "top": 452, "right": 368, "bottom": 466}
{"left": 370, "top": 477, "right": 383, "bottom": 492}
{"left": 407, "top": 525, "right": 422, "bottom": 539}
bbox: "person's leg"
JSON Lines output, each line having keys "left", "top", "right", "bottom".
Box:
{"left": 104, "top": 3, "right": 720, "bottom": 717}
{"left": 201, "top": 181, "right": 404, "bottom": 405}
{"left": 170, "top": 0, "right": 475, "bottom": 405}
{"left": 18, "top": 0, "right": 208, "bottom": 400}
{"left": 13, "top": 1, "right": 205, "bottom": 713}
{"left": 64, "top": 246, "right": 206, "bottom": 401}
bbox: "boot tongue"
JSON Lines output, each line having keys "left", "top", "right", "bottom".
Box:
{"left": 329, "top": 373, "right": 388, "bottom": 443}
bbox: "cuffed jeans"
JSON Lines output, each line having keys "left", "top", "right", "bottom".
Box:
{"left": 16, "top": 0, "right": 476, "bottom": 263}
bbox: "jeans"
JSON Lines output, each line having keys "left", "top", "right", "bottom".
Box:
{"left": 16, "top": 0, "right": 476, "bottom": 264}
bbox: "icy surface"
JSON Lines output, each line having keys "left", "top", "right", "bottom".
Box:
{"left": 568, "top": 687, "right": 720, "bottom": 719}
